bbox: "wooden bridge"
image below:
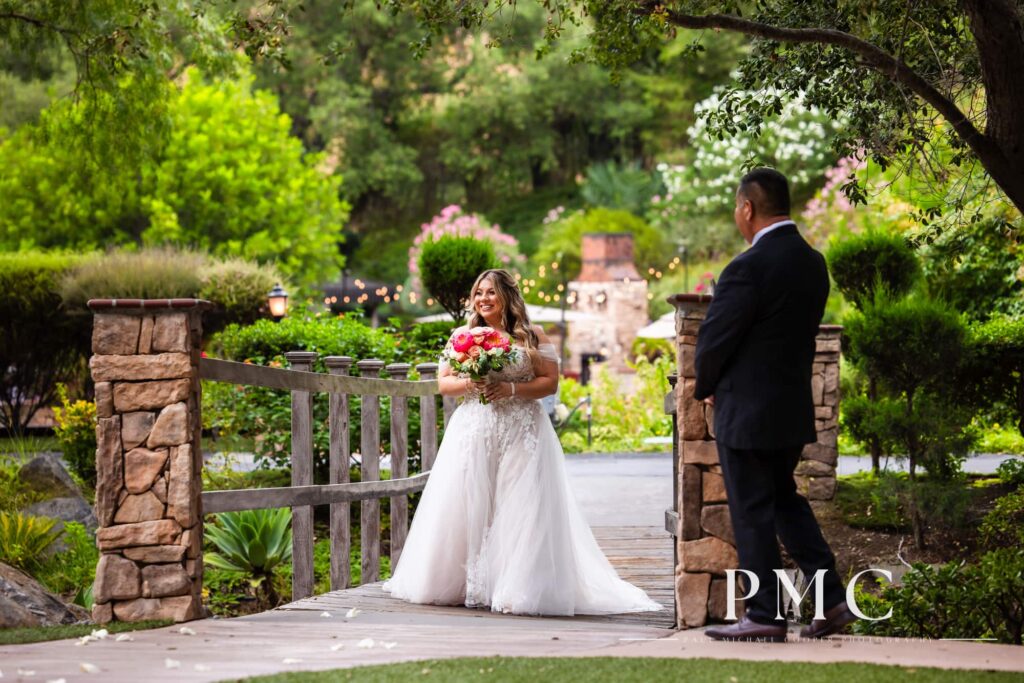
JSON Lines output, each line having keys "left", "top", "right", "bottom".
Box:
{"left": 199, "top": 350, "right": 675, "bottom": 628}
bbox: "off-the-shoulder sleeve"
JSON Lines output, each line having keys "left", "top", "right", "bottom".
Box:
{"left": 536, "top": 343, "right": 560, "bottom": 368}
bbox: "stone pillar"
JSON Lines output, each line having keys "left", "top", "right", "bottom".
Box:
{"left": 88, "top": 299, "right": 211, "bottom": 624}
{"left": 669, "top": 294, "right": 842, "bottom": 628}
{"left": 797, "top": 325, "right": 842, "bottom": 500}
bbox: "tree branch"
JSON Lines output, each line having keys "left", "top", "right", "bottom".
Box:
{"left": 636, "top": 6, "right": 985, "bottom": 150}
{"left": 0, "top": 11, "right": 76, "bottom": 36}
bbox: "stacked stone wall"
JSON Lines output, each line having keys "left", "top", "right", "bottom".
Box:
{"left": 671, "top": 295, "right": 841, "bottom": 628}
{"left": 88, "top": 301, "right": 208, "bottom": 623}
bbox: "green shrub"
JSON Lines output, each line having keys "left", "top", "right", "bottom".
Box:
{"left": 0, "top": 457, "right": 45, "bottom": 514}
{"left": 826, "top": 230, "right": 920, "bottom": 309}
{"left": 197, "top": 256, "right": 285, "bottom": 333}
{"left": 920, "top": 214, "right": 1024, "bottom": 321}
{"left": 854, "top": 549, "right": 1024, "bottom": 644}
{"left": 418, "top": 235, "right": 498, "bottom": 321}
{"left": 0, "top": 251, "right": 90, "bottom": 434}
{"left": 0, "top": 512, "right": 61, "bottom": 571}
{"left": 204, "top": 313, "right": 442, "bottom": 480}
{"left": 52, "top": 384, "right": 97, "bottom": 486}
{"left": 843, "top": 295, "right": 968, "bottom": 481}
{"left": 980, "top": 487, "right": 1024, "bottom": 550}
{"left": 60, "top": 247, "right": 286, "bottom": 334}
{"left": 962, "top": 315, "right": 1024, "bottom": 436}
{"left": 205, "top": 508, "right": 293, "bottom": 608}
{"left": 995, "top": 458, "right": 1024, "bottom": 488}
{"left": 35, "top": 522, "right": 98, "bottom": 607}
{"left": 60, "top": 247, "right": 206, "bottom": 310}
{"left": 836, "top": 471, "right": 973, "bottom": 536}
{"left": 557, "top": 355, "right": 674, "bottom": 453}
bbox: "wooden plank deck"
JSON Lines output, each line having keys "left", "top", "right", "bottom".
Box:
{"left": 281, "top": 525, "right": 675, "bottom": 629}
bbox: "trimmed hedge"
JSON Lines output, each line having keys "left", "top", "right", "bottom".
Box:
{"left": 0, "top": 251, "right": 90, "bottom": 433}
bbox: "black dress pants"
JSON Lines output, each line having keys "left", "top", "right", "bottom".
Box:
{"left": 716, "top": 443, "right": 846, "bottom": 623}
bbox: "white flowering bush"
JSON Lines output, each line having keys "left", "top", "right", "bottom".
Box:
{"left": 648, "top": 91, "right": 841, "bottom": 258}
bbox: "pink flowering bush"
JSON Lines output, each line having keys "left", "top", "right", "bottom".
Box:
{"left": 408, "top": 205, "right": 524, "bottom": 290}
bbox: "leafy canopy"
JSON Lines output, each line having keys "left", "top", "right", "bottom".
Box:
{"left": 0, "top": 69, "right": 348, "bottom": 285}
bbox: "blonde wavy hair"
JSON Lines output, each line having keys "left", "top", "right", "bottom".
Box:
{"left": 466, "top": 269, "right": 539, "bottom": 349}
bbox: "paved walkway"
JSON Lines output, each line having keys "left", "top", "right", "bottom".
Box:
{"left": 3, "top": 452, "right": 1023, "bottom": 681}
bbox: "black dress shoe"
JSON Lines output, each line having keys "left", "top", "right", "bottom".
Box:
{"left": 704, "top": 615, "right": 788, "bottom": 642}
{"left": 800, "top": 600, "right": 858, "bottom": 638}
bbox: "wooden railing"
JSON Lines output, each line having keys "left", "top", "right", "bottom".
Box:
{"left": 199, "top": 353, "right": 454, "bottom": 600}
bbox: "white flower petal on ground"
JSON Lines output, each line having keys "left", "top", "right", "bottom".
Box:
{"left": 194, "top": 664, "right": 212, "bottom": 672}
{"left": 165, "top": 658, "right": 181, "bottom": 669}
{"left": 357, "top": 638, "right": 375, "bottom": 649}
{"left": 330, "top": 643, "right": 345, "bottom": 652}
{"left": 178, "top": 626, "right": 196, "bottom": 636}
{"left": 345, "top": 607, "right": 361, "bottom": 618}
{"left": 90, "top": 629, "right": 109, "bottom": 639}
{"left": 382, "top": 641, "right": 397, "bottom": 650}
{"left": 282, "top": 658, "right": 303, "bottom": 664}
{"left": 18, "top": 670, "right": 36, "bottom": 677}
{"left": 45, "top": 678, "right": 65, "bottom": 683}
{"left": 320, "top": 611, "right": 332, "bottom": 618}
{"left": 80, "top": 662, "right": 101, "bottom": 674}
{"left": 115, "top": 634, "right": 134, "bottom": 642}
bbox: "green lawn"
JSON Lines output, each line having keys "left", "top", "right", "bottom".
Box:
{"left": 245, "top": 657, "right": 1019, "bottom": 683}
{"left": 0, "top": 620, "right": 172, "bottom": 646}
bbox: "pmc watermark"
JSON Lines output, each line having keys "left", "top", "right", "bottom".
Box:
{"left": 724, "top": 568, "right": 894, "bottom": 621}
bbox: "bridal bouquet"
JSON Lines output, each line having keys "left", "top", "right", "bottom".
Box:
{"left": 443, "top": 327, "right": 520, "bottom": 404}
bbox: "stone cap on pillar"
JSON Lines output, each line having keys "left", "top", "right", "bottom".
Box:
{"left": 88, "top": 298, "right": 215, "bottom": 312}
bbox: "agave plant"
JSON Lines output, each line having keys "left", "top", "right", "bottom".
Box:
{"left": 204, "top": 508, "right": 292, "bottom": 607}
{"left": 0, "top": 511, "right": 61, "bottom": 571}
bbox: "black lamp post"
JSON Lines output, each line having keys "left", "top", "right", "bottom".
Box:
{"left": 268, "top": 283, "right": 289, "bottom": 320}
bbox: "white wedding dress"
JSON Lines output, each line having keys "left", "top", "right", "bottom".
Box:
{"left": 383, "top": 343, "right": 662, "bottom": 616}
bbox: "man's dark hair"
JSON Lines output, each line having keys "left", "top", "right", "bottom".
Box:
{"left": 738, "top": 167, "right": 791, "bottom": 216}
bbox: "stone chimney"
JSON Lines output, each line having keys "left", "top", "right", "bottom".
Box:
{"left": 566, "top": 233, "right": 648, "bottom": 374}
{"left": 578, "top": 233, "right": 642, "bottom": 282}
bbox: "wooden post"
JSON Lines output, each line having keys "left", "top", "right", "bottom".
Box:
{"left": 357, "top": 359, "right": 385, "bottom": 584}
{"left": 385, "top": 363, "right": 411, "bottom": 568}
{"left": 325, "top": 356, "right": 353, "bottom": 591}
{"left": 284, "top": 351, "right": 318, "bottom": 601}
{"left": 416, "top": 363, "right": 439, "bottom": 471}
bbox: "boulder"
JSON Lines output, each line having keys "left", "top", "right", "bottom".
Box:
{"left": 0, "top": 562, "right": 89, "bottom": 627}
{"left": 23, "top": 496, "right": 98, "bottom": 548}
{"left": 17, "top": 454, "right": 80, "bottom": 499}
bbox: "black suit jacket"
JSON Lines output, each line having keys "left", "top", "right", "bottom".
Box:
{"left": 694, "top": 223, "right": 829, "bottom": 450}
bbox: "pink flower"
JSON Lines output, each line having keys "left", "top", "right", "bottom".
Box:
{"left": 481, "top": 331, "right": 510, "bottom": 351}
{"left": 695, "top": 283, "right": 705, "bottom": 293}
{"left": 468, "top": 345, "right": 483, "bottom": 359}
{"left": 454, "top": 351, "right": 469, "bottom": 363}
{"left": 451, "top": 331, "right": 475, "bottom": 353}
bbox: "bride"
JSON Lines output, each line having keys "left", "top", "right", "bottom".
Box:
{"left": 383, "top": 268, "right": 662, "bottom": 616}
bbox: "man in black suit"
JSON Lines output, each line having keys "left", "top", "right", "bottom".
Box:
{"left": 695, "top": 168, "right": 856, "bottom": 641}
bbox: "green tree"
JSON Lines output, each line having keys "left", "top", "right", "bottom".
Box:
{"left": 0, "top": 69, "right": 348, "bottom": 285}
{"left": 364, "top": 1, "right": 1024, "bottom": 216}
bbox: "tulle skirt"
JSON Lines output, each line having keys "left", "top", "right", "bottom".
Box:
{"left": 382, "top": 396, "right": 663, "bottom": 616}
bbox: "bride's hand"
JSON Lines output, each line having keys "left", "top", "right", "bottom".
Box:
{"left": 469, "top": 378, "right": 487, "bottom": 396}
{"left": 483, "top": 380, "right": 513, "bottom": 402}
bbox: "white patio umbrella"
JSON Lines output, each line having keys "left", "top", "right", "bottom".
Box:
{"left": 635, "top": 311, "right": 675, "bottom": 339}
{"left": 415, "top": 303, "right": 600, "bottom": 324}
